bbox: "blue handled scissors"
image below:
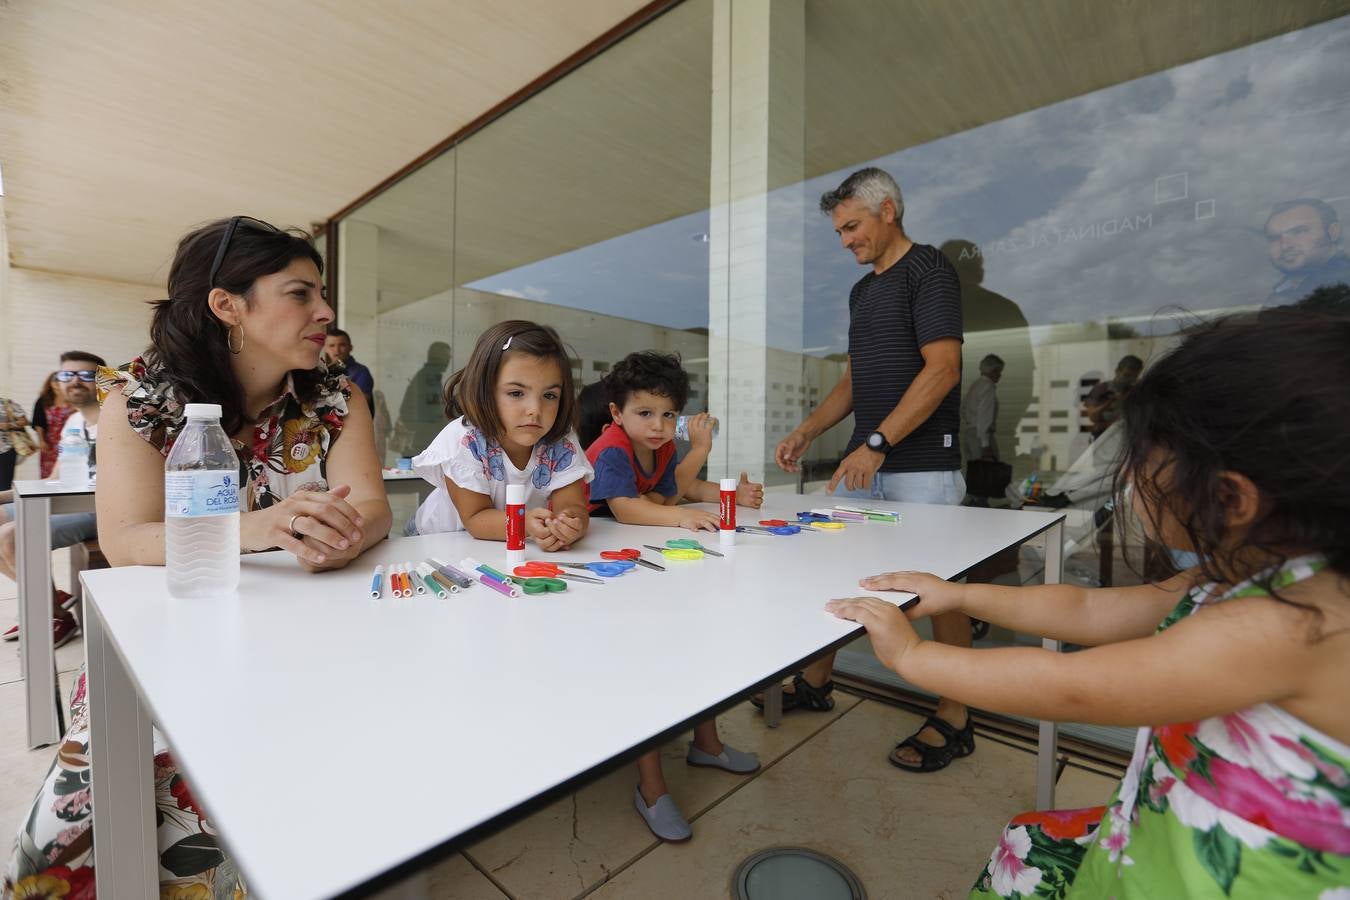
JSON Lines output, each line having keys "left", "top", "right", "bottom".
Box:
{"left": 665, "top": 539, "right": 724, "bottom": 557}
{"left": 795, "top": 511, "right": 833, "bottom": 523}
{"left": 555, "top": 560, "right": 636, "bottom": 578}
{"left": 738, "top": 523, "right": 800, "bottom": 536}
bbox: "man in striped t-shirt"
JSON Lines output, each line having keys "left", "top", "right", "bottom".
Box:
{"left": 770, "top": 167, "right": 976, "bottom": 773}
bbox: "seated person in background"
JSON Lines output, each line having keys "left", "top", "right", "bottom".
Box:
{"left": 407, "top": 321, "right": 592, "bottom": 551}
{"left": 323, "top": 326, "right": 374, "bottom": 413}
{"left": 828, "top": 313, "right": 1350, "bottom": 898}
{"left": 0, "top": 351, "right": 107, "bottom": 648}
{"left": 582, "top": 350, "right": 762, "bottom": 842}
{"left": 586, "top": 350, "right": 763, "bottom": 528}
{"left": 4, "top": 216, "right": 391, "bottom": 898}
{"left": 1083, "top": 354, "right": 1142, "bottom": 439}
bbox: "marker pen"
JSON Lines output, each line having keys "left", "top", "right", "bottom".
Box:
{"left": 405, "top": 562, "right": 428, "bottom": 595}
{"left": 470, "top": 568, "right": 519, "bottom": 598}
{"left": 719, "top": 477, "right": 737, "bottom": 546}
{"left": 395, "top": 565, "right": 411, "bottom": 598}
{"left": 505, "top": 483, "right": 527, "bottom": 570}
{"left": 812, "top": 507, "right": 863, "bottom": 522}
{"left": 370, "top": 565, "right": 384, "bottom": 599}
{"left": 416, "top": 563, "right": 451, "bottom": 598}
{"left": 420, "top": 564, "right": 458, "bottom": 596}
{"left": 429, "top": 558, "right": 475, "bottom": 590}
{"left": 462, "top": 556, "right": 513, "bottom": 585}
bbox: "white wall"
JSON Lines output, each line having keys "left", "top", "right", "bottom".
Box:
{"left": 1, "top": 263, "right": 157, "bottom": 479}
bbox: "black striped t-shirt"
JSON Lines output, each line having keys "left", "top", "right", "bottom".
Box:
{"left": 846, "top": 243, "right": 963, "bottom": 473}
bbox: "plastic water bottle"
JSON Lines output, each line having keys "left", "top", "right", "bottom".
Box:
{"left": 165, "top": 403, "right": 240, "bottom": 598}
{"left": 675, "top": 415, "right": 719, "bottom": 442}
{"left": 58, "top": 423, "right": 91, "bottom": 488}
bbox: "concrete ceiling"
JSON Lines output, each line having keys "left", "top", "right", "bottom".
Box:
{"left": 0, "top": 0, "right": 655, "bottom": 285}
{"left": 3, "top": 0, "right": 1347, "bottom": 292}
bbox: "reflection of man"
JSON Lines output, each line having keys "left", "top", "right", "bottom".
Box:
{"left": 1084, "top": 355, "right": 1142, "bottom": 439}
{"left": 962, "top": 354, "right": 1004, "bottom": 461}
{"left": 941, "top": 240, "right": 1033, "bottom": 463}
{"left": 323, "top": 327, "right": 374, "bottom": 412}
{"left": 1265, "top": 199, "right": 1350, "bottom": 306}
{"left": 772, "top": 167, "right": 976, "bottom": 774}
{"left": 398, "top": 341, "right": 452, "bottom": 456}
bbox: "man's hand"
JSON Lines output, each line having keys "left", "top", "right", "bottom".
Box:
{"left": 735, "top": 471, "right": 764, "bottom": 508}
{"left": 774, "top": 429, "right": 813, "bottom": 473}
{"left": 827, "top": 445, "right": 883, "bottom": 495}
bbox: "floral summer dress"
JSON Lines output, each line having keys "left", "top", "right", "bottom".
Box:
{"left": 971, "top": 555, "right": 1349, "bottom": 899}
{"left": 4, "top": 359, "right": 351, "bottom": 900}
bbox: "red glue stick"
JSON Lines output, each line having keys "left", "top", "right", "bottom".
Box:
{"left": 719, "top": 477, "right": 737, "bottom": 545}
{"left": 506, "top": 483, "right": 527, "bottom": 567}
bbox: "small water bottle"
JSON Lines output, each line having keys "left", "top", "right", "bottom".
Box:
{"left": 58, "top": 424, "right": 90, "bottom": 488}
{"left": 675, "top": 415, "right": 720, "bottom": 442}
{"left": 165, "top": 403, "right": 240, "bottom": 598}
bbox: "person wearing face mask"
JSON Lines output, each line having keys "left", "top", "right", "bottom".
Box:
{"left": 0, "top": 351, "right": 106, "bottom": 649}
{"left": 1084, "top": 355, "right": 1143, "bottom": 440}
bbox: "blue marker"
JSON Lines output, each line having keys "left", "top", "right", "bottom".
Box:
{"left": 370, "top": 565, "right": 384, "bottom": 599}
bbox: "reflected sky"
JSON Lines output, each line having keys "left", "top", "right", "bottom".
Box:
{"left": 469, "top": 17, "right": 1350, "bottom": 355}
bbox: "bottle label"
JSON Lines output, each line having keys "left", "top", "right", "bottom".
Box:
{"left": 166, "top": 470, "right": 240, "bottom": 517}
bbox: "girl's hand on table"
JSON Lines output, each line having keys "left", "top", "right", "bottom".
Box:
{"left": 546, "top": 512, "right": 585, "bottom": 550}
{"left": 825, "top": 596, "right": 923, "bottom": 674}
{"left": 526, "top": 508, "right": 565, "bottom": 551}
{"left": 857, "top": 570, "right": 961, "bottom": 618}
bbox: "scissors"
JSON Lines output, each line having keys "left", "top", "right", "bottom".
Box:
{"left": 515, "top": 575, "right": 568, "bottom": 594}
{"left": 795, "top": 511, "right": 834, "bottom": 523}
{"left": 554, "top": 560, "right": 635, "bottom": 578}
{"left": 738, "top": 523, "right": 800, "bottom": 536}
{"left": 513, "top": 562, "right": 605, "bottom": 585}
{"left": 643, "top": 544, "right": 703, "bottom": 560}
{"left": 600, "top": 548, "right": 666, "bottom": 571}
{"left": 664, "top": 539, "right": 724, "bottom": 558}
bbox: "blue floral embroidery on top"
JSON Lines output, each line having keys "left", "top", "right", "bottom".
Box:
{"left": 463, "top": 429, "right": 507, "bottom": 482}
{"left": 531, "top": 439, "right": 577, "bottom": 490}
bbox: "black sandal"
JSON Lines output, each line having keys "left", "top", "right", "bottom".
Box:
{"left": 750, "top": 673, "right": 836, "bottom": 713}
{"left": 888, "top": 714, "right": 975, "bottom": 772}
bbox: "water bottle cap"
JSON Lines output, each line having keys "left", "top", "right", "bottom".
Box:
{"left": 184, "top": 403, "right": 223, "bottom": 419}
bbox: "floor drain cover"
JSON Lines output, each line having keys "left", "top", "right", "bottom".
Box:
{"left": 733, "top": 847, "right": 866, "bottom": 900}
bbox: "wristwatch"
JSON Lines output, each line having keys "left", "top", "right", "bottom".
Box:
{"left": 865, "top": 431, "right": 892, "bottom": 455}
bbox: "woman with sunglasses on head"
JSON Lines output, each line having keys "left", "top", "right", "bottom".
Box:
{"left": 4, "top": 217, "right": 392, "bottom": 899}
{"left": 32, "top": 369, "right": 74, "bottom": 479}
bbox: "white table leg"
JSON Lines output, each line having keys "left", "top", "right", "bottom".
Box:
{"left": 87, "top": 601, "right": 158, "bottom": 897}
{"left": 17, "top": 493, "right": 61, "bottom": 748}
{"left": 1036, "top": 518, "right": 1064, "bottom": 810}
{"left": 763, "top": 682, "right": 783, "bottom": 728}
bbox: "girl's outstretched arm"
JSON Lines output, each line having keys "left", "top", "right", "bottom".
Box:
{"left": 827, "top": 590, "right": 1339, "bottom": 730}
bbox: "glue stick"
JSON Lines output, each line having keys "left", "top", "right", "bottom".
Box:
{"left": 719, "top": 477, "right": 737, "bottom": 545}
{"left": 505, "top": 483, "right": 527, "bottom": 569}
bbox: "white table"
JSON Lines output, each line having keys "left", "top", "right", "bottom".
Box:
{"left": 83, "top": 498, "right": 1063, "bottom": 899}
{"left": 14, "top": 478, "right": 95, "bottom": 749}
{"left": 381, "top": 469, "right": 433, "bottom": 503}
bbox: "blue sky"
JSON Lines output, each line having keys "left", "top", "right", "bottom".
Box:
{"left": 470, "top": 17, "right": 1350, "bottom": 354}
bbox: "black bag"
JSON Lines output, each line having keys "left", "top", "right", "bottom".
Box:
{"left": 965, "top": 459, "right": 1012, "bottom": 498}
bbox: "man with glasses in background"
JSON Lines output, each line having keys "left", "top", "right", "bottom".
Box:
{"left": 1, "top": 351, "right": 106, "bottom": 648}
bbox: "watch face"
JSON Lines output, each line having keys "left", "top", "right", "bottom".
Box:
{"left": 867, "top": 433, "right": 884, "bottom": 450}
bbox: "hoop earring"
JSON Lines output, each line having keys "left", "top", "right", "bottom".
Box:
{"left": 227, "top": 324, "right": 245, "bottom": 355}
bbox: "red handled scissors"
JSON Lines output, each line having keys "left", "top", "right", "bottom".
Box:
{"left": 600, "top": 548, "right": 666, "bottom": 571}
{"left": 513, "top": 562, "right": 605, "bottom": 585}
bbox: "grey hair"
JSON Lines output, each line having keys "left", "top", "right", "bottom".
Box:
{"left": 979, "top": 354, "right": 1005, "bottom": 376}
{"left": 819, "top": 167, "right": 904, "bottom": 225}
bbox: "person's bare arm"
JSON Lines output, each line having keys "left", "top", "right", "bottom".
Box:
{"left": 305, "top": 385, "right": 392, "bottom": 569}
{"left": 775, "top": 360, "right": 853, "bottom": 472}
{"left": 828, "top": 339, "right": 962, "bottom": 493}
{"left": 447, "top": 479, "right": 507, "bottom": 541}
{"left": 607, "top": 493, "right": 720, "bottom": 531}
{"left": 94, "top": 390, "right": 174, "bottom": 565}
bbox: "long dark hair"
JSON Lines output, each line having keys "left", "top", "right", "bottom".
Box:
{"left": 38, "top": 372, "right": 61, "bottom": 410}
{"left": 147, "top": 218, "right": 324, "bottom": 434}
{"left": 1115, "top": 312, "right": 1350, "bottom": 619}
{"left": 444, "top": 320, "right": 578, "bottom": 445}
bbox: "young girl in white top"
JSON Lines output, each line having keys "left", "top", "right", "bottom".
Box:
{"left": 409, "top": 321, "right": 593, "bottom": 550}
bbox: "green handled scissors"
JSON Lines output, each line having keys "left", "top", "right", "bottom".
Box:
{"left": 516, "top": 576, "right": 568, "bottom": 594}
{"left": 642, "top": 544, "right": 703, "bottom": 560}
{"left": 664, "top": 539, "right": 724, "bottom": 558}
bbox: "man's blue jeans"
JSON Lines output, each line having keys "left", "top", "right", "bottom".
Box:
{"left": 832, "top": 469, "right": 966, "bottom": 505}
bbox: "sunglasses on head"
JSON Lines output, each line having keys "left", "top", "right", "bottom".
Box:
{"left": 208, "top": 216, "right": 280, "bottom": 289}
{"left": 55, "top": 371, "right": 97, "bottom": 383}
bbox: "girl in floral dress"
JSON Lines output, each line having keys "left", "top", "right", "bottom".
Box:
{"left": 828, "top": 313, "right": 1350, "bottom": 898}
{"left": 4, "top": 217, "right": 392, "bottom": 899}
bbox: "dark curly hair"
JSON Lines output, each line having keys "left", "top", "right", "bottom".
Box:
{"left": 577, "top": 379, "right": 612, "bottom": 448}
{"left": 147, "top": 218, "right": 324, "bottom": 435}
{"left": 605, "top": 351, "right": 689, "bottom": 411}
{"left": 1115, "top": 312, "right": 1349, "bottom": 627}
